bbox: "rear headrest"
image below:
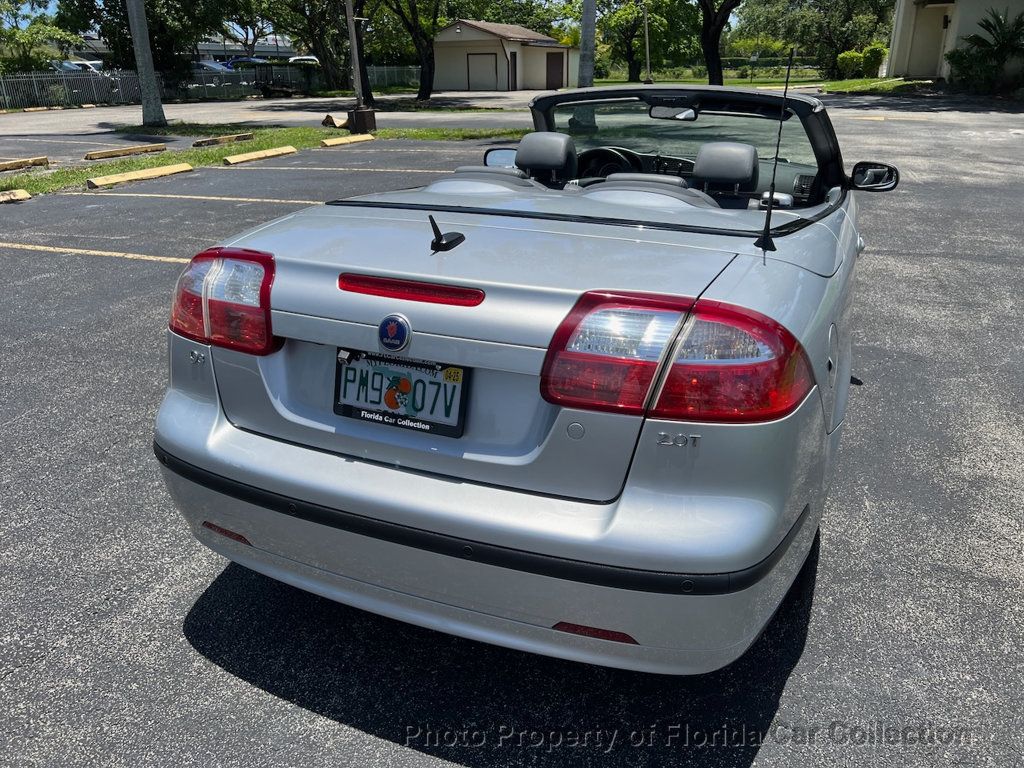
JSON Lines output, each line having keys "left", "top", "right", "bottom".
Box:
{"left": 515, "top": 132, "right": 577, "bottom": 182}
{"left": 693, "top": 142, "right": 759, "bottom": 190}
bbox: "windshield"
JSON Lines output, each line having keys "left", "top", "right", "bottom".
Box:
{"left": 552, "top": 98, "right": 818, "bottom": 168}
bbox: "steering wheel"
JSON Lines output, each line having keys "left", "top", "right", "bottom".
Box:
{"left": 577, "top": 147, "right": 639, "bottom": 178}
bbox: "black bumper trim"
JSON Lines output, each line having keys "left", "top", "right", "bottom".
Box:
{"left": 154, "top": 441, "right": 811, "bottom": 596}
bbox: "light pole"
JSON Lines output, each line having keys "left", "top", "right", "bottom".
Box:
{"left": 642, "top": 0, "right": 653, "bottom": 84}
{"left": 344, "top": 0, "right": 375, "bottom": 131}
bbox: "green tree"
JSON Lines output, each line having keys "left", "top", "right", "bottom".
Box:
{"left": 598, "top": 0, "right": 699, "bottom": 81}
{"left": 223, "top": 0, "right": 283, "bottom": 58}
{"left": 1, "top": 2, "right": 80, "bottom": 72}
{"left": 56, "top": 1, "right": 225, "bottom": 82}
{"left": 733, "top": 0, "right": 892, "bottom": 78}
{"left": 380, "top": 0, "right": 444, "bottom": 99}
{"left": 695, "top": 0, "right": 744, "bottom": 85}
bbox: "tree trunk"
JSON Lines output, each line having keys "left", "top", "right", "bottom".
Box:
{"left": 124, "top": 0, "right": 166, "bottom": 127}
{"left": 627, "top": 57, "right": 642, "bottom": 82}
{"left": 579, "top": 0, "right": 597, "bottom": 87}
{"left": 700, "top": 20, "right": 724, "bottom": 85}
{"left": 415, "top": 41, "right": 434, "bottom": 101}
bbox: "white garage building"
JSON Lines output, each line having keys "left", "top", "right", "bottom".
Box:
{"left": 433, "top": 20, "right": 579, "bottom": 92}
{"left": 887, "top": 0, "right": 1024, "bottom": 78}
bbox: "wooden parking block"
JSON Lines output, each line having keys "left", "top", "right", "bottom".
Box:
{"left": 86, "top": 163, "right": 193, "bottom": 189}
{"left": 222, "top": 146, "right": 297, "bottom": 165}
{"left": 320, "top": 134, "right": 376, "bottom": 147}
{"left": 0, "top": 156, "right": 48, "bottom": 172}
{"left": 191, "top": 133, "right": 255, "bottom": 148}
{"left": 0, "top": 189, "right": 31, "bottom": 203}
{"left": 85, "top": 143, "right": 166, "bottom": 161}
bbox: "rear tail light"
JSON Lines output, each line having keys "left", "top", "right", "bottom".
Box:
{"left": 541, "top": 292, "right": 814, "bottom": 423}
{"left": 169, "top": 247, "right": 280, "bottom": 355}
{"left": 650, "top": 301, "right": 814, "bottom": 422}
{"left": 540, "top": 292, "right": 692, "bottom": 415}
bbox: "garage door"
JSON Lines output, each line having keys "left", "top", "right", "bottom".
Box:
{"left": 467, "top": 53, "right": 497, "bottom": 90}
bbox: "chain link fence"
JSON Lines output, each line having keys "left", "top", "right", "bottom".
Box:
{"left": 0, "top": 65, "right": 421, "bottom": 110}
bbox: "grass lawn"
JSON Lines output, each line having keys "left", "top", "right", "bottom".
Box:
{"left": 0, "top": 124, "right": 528, "bottom": 196}
{"left": 595, "top": 76, "right": 822, "bottom": 87}
{"left": 819, "top": 77, "right": 935, "bottom": 94}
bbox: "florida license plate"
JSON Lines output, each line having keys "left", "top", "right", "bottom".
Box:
{"left": 334, "top": 351, "right": 470, "bottom": 438}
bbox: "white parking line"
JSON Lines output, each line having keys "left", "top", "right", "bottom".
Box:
{"left": 0, "top": 240, "right": 187, "bottom": 264}
{"left": 214, "top": 166, "right": 444, "bottom": 173}
{"left": 63, "top": 191, "right": 323, "bottom": 205}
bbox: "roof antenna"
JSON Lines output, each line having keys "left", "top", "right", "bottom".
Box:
{"left": 754, "top": 47, "right": 796, "bottom": 257}
{"left": 428, "top": 214, "right": 465, "bottom": 253}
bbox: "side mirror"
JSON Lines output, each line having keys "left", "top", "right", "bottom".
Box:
{"left": 484, "top": 147, "right": 517, "bottom": 168}
{"left": 850, "top": 161, "right": 899, "bottom": 192}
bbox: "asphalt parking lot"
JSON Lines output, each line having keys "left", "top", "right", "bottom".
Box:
{"left": 2, "top": 98, "right": 1022, "bottom": 767}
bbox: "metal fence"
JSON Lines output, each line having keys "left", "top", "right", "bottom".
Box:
{"left": 367, "top": 65, "right": 420, "bottom": 88}
{"left": 0, "top": 65, "right": 422, "bottom": 110}
{"left": 0, "top": 70, "right": 141, "bottom": 109}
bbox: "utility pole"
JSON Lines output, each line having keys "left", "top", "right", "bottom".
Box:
{"left": 642, "top": 0, "right": 653, "bottom": 84}
{"left": 125, "top": 0, "right": 166, "bottom": 127}
{"left": 344, "top": 0, "right": 375, "bottom": 132}
{"left": 579, "top": 0, "right": 596, "bottom": 87}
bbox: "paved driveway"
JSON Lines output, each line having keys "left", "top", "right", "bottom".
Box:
{"left": 1, "top": 100, "right": 1022, "bottom": 767}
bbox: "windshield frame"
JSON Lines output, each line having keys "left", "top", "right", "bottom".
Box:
{"left": 530, "top": 86, "right": 846, "bottom": 194}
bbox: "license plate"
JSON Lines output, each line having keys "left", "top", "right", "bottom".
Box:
{"left": 334, "top": 350, "right": 470, "bottom": 438}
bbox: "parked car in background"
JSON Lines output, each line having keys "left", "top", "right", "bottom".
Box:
{"left": 288, "top": 55, "right": 320, "bottom": 65}
{"left": 226, "top": 57, "right": 270, "bottom": 69}
{"left": 155, "top": 85, "right": 899, "bottom": 675}
{"left": 191, "top": 60, "right": 232, "bottom": 74}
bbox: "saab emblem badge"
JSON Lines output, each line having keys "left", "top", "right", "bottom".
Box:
{"left": 378, "top": 314, "right": 410, "bottom": 352}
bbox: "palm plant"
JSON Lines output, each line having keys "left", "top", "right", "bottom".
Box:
{"left": 961, "top": 7, "right": 1024, "bottom": 73}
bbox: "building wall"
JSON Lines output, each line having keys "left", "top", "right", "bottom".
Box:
{"left": 889, "top": 0, "right": 1024, "bottom": 78}
{"left": 434, "top": 40, "right": 509, "bottom": 90}
{"left": 521, "top": 47, "right": 574, "bottom": 89}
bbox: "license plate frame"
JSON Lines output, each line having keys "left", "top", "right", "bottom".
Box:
{"left": 333, "top": 349, "right": 471, "bottom": 438}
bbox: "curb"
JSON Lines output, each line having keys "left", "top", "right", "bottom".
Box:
{"left": 223, "top": 146, "right": 297, "bottom": 165}
{"left": 320, "top": 134, "right": 375, "bottom": 148}
{"left": 85, "top": 143, "right": 166, "bottom": 161}
{"left": 0, "top": 156, "right": 48, "bottom": 172}
{"left": 86, "top": 163, "right": 193, "bottom": 189}
{"left": 192, "top": 133, "right": 255, "bottom": 148}
{"left": 0, "top": 189, "right": 31, "bottom": 204}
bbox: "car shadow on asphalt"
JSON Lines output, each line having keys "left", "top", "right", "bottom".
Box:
{"left": 183, "top": 534, "right": 819, "bottom": 765}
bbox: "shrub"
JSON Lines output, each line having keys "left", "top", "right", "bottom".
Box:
{"left": 862, "top": 43, "right": 887, "bottom": 77}
{"left": 944, "top": 47, "right": 1002, "bottom": 92}
{"left": 735, "top": 66, "right": 750, "bottom": 79}
{"left": 836, "top": 50, "right": 864, "bottom": 79}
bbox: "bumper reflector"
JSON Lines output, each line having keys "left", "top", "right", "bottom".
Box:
{"left": 201, "top": 521, "right": 252, "bottom": 546}
{"left": 552, "top": 621, "right": 638, "bottom": 644}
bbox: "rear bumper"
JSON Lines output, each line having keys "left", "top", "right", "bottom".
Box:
{"left": 156, "top": 439, "right": 817, "bottom": 675}
{"left": 155, "top": 331, "right": 824, "bottom": 674}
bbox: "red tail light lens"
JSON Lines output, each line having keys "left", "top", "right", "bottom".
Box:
{"left": 650, "top": 301, "right": 814, "bottom": 422}
{"left": 169, "top": 247, "right": 280, "bottom": 355}
{"left": 552, "top": 621, "right": 638, "bottom": 644}
{"left": 339, "top": 273, "right": 485, "bottom": 306}
{"left": 541, "top": 292, "right": 815, "bottom": 423}
{"left": 540, "top": 292, "right": 693, "bottom": 414}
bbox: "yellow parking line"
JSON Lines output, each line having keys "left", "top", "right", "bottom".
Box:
{"left": 0, "top": 240, "right": 187, "bottom": 264}
{"left": 63, "top": 191, "right": 322, "bottom": 205}
{"left": 215, "top": 165, "right": 443, "bottom": 173}
{"left": 5, "top": 136, "right": 124, "bottom": 147}
{"left": 850, "top": 116, "right": 887, "bottom": 121}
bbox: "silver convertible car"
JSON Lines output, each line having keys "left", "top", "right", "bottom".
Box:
{"left": 154, "top": 86, "right": 897, "bottom": 675}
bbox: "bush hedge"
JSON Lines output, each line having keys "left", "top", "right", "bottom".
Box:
{"left": 836, "top": 51, "right": 864, "bottom": 79}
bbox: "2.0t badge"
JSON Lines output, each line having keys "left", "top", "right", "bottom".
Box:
{"left": 378, "top": 314, "right": 411, "bottom": 352}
